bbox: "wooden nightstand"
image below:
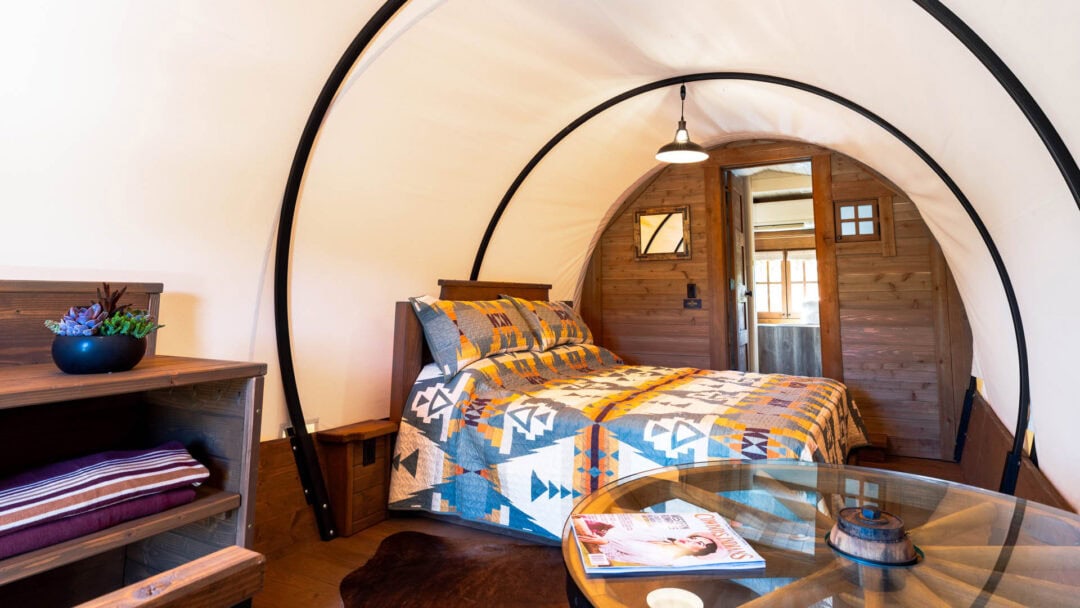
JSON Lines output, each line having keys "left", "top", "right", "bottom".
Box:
{"left": 316, "top": 419, "right": 399, "bottom": 537}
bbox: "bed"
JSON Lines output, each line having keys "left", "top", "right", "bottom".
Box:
{"left": 387, "top": 280, "right": 868, "bottom": 541}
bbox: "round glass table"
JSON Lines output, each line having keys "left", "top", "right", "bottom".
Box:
{"left": 562, "top": 461, "right": 1080, "bottom": 607}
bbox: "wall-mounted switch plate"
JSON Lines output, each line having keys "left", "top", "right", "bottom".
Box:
{"left": 280, "top": 418, "right": 319, "bottom": 438}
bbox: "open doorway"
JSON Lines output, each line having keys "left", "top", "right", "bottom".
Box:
{"left": 734, "top": 161, "right": 822, "bottom": 376}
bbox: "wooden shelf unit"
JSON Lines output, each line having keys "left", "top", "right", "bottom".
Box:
{"left": 0, "top": 354, "right": 265, "bottom": 606}
{"left": 0, "top": 280, "right": 270, "bottom": 606}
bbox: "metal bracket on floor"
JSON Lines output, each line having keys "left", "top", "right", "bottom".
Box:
{"left": 952, "top": 376, "right": 977, "bottom": 463}
{"left": 285, "top": 426, "right": 336, "bottom": 540}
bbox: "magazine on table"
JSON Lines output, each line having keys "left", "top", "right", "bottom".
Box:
{"left": 570, "top": 511, "right": 765, "bottom": 574}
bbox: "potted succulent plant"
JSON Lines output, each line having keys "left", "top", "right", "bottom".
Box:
{"left": 44, "top": 283, "right": 163, "bottom": 374}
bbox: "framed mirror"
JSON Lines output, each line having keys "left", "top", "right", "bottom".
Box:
{"left": 634, "top": 206, "right": 691, "bottom": 260}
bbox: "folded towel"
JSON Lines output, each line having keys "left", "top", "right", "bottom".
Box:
{"left": 0, "top": 441, "right": 208, "bottom": 537}
{"left": 0, "top": 487, "right": 197, "bottom": 560}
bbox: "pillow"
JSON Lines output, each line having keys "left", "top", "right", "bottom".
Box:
{"left": 409, "top": 296, "right": 536, "bottom": 379}
{"left": 503, "top": 296, "right": 593, "bottom": 351}
{"left": 0, "top": 441, "right": 209, "bottom": 537}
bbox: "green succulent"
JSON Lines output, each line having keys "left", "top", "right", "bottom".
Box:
{"left": 99, "top": 310, "right": 164, "bottom": 339}
{"left": 44, "top": 283, "right": 163, "bottom": 339}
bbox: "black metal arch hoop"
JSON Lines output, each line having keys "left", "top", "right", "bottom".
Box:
{"left": 467, "top": 72, "right": 1030, "bottom": 494}
{"left": 916, "top": 0, "right": 1080, "bottom": 212}
{"left": 273, "top": 0, "right": 409, "bottom": 540}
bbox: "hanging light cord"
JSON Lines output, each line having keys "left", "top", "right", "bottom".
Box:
{"left": 679, "top": 84, "right": 687, "bottom": 121}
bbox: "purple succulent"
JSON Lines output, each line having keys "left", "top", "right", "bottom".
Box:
{"left": 45, "top": 303, "right": 107, "bottom": 336}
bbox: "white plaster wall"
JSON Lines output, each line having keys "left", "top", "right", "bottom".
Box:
{"left": 0, "top": 1, "right": 385, "bottom": 440}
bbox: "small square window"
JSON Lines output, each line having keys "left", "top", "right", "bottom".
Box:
{"left": 834, "top": 200, "right": 879, "bottom": 242}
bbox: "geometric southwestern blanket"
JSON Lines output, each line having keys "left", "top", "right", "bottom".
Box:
{"left": 389, "top": 344, "right": 868, "bottom": 541}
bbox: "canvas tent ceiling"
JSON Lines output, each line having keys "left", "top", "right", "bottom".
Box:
{"left": 289, "top": 0, "right": 1080, "bottom": 503}
{"left": 2, "top": 1, "right": 1077, "bottom": 506}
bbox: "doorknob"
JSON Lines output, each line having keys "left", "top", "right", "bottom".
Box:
{"left": 745, "top": 290, "right": 753, "bottom": 298}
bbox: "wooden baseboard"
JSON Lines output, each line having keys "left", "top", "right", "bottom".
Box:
{"left": 959, "top": 394, "right": 1073, "bottom": 512}
{"left": 252, "top": 438, "right": 319, "bottom": 557}
{"left": 253, "top": 421, "right": 398, "bottom": 555}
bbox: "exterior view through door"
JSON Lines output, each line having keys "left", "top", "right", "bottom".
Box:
{"left": 729, "top": 162, "right": 821, "bottom": 377}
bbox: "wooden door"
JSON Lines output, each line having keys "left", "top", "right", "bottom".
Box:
{"left": 726, "top": 172, "right": 751, "bottom": 371}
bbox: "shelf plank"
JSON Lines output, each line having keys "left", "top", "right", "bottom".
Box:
{"left": 0, "top": 356, "right": 267, "bottom": 409}
{"left": 74, "top": 545, "right": 264, "bottom": 608}
{"left": 0, "top": 489, "right": 241, "bottom": 586}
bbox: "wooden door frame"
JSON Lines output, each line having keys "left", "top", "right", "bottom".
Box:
{"left": 703, "top": 142, "right": 843, "bottom": 381}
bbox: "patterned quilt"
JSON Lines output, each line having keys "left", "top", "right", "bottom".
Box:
{"left": 389, "top": 344, "right": 868, "bottom": 541}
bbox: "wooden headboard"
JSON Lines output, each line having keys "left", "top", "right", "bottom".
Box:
{"left": 389, "top": 279, "right": 551, "bottom": 424}
{"left": 0, "top": 281, "right": 163, "bottom": 366}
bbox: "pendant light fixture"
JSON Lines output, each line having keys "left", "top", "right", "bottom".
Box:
{"left": 655, "top": 84, "right": 709, "bottom": 164}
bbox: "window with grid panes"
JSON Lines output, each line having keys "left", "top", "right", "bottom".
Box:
{"left": 787, "top": 250, "right": 819, "bottom": 318}
{"left": 753, "top": 250, "right": 818, "bottom": 321}
{"left": 835, "top": 200, "right": 879, "bottom": 241}
{"left": 753, "top": 252, "right": 784, "bottom": 320}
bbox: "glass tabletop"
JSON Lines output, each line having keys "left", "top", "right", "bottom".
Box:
{"left": 562, "top": 460, "right": 1080, "bottom": 607}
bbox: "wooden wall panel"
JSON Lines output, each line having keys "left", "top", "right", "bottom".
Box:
{"left": 252, "top": 438, "right": 319, "bottom": 559}
{"left": 0, "top": 281, "right": 162, "bottom": 366}
{"left": 832, "top": 157, "right": 953, "bottom": 459}
{"left": 591, "top": 163, "right": 713, "bottom": 367}
{"left": 755, "top": 229, "right": 815, "bottom": 252}
{"left": 580, "top": 140, "right": 972, "bottom": 462}
{"left": 580, "top": 244, "right": 603, "bottom": 345}
{"left": 960, "top": 394, "right": 1073, "bottom": 512}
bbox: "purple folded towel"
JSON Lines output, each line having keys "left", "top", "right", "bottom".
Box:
{"left": 0, "top": 487, "right": 197, "bottom": 560}
{"left": 0, "top": 441, "right": 208, "bottom": 538}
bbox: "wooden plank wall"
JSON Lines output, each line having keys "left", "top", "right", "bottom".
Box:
{"left": 831, "top": 154, "right": 959, "bottom": 459}
{"left": 960, "top": 394, "right": 1073, "bottom": 512}
{"left": 581, "top": 141, "right": 972, "bottom": 460}
{"left": 251, "top": 428, "right": 393, "bottom": 558}
{"left": 0, "top": 281, "right": 162, "bottom": 365}
{"left": 593, "top": 163, "right": 712, "bottom": 368}
{"left": 755, "top": 229, "right": 815, "bottom": 252}
{"left": 252, "top": 438, "right": 320, "bottom": 559}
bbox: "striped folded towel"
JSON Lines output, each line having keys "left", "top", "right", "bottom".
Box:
{"left": 0, "top": 441, "right": 209, "bottom": 537}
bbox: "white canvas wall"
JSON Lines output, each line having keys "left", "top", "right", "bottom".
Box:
{"left": 2, "top": 1, "right": 1077, "bottom": 505}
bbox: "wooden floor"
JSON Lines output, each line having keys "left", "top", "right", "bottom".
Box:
{"left": 252, "top": 457, "right": 963, "bottom": 608}
{"left": 251, "top": 515, "right": 518, "bottom": 608}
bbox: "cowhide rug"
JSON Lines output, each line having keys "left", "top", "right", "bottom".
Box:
{"left": 339, "top": 531, "right": 568, "bottom": 607}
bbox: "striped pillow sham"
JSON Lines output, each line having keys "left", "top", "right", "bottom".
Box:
{"left": 409, "top": 295, "right": 537, "bottom": 380}
{"left": 0, "top": 441, "right": 208, "bottom": 537}
{"left": 503, "top": 296, "right": 593, "bottom": 351}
